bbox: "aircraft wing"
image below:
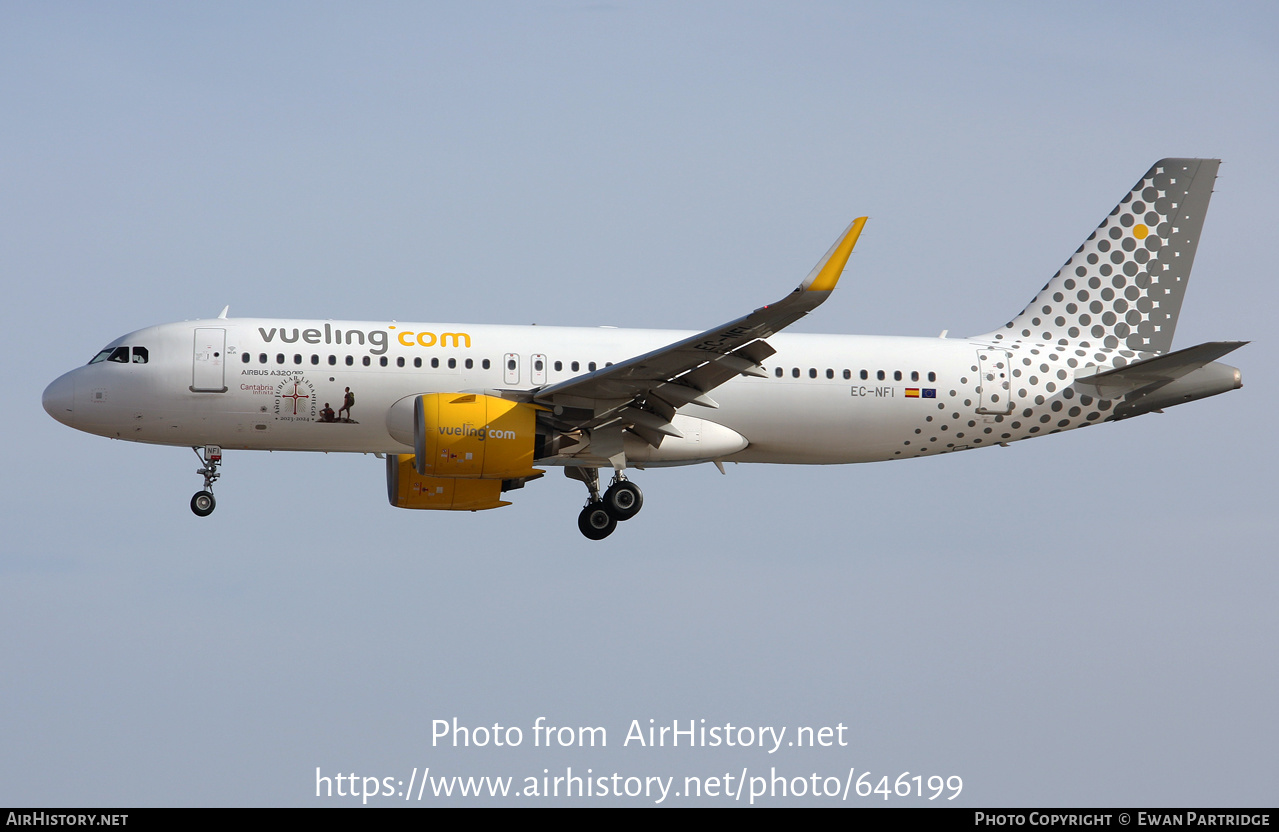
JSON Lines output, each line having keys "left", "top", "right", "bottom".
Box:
{"left": 532, "top": 218, "right": 867, "bottom": 447}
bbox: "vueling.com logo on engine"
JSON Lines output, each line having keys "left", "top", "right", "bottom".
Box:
{"left": 438, "top": 423, "right": 518, "bottom": 441}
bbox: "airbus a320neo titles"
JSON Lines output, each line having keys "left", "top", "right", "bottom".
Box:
{"left": 44, "top": 159, "right": 1245, "bottom": 539}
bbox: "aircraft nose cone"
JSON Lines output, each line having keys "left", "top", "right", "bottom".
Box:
{"left": 43, "top": 372, "right": 75, "bottom": 424}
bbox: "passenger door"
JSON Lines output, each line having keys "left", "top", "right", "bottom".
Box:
{"left": 191, "top": 328, "right": 227, "bottom": 392}
{"left": 975, "top": 348, "right": 1013, "bottom": 415}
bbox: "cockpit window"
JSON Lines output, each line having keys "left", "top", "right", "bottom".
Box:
{"left": 88, "top": 345, "right": 149, "bottom": 365}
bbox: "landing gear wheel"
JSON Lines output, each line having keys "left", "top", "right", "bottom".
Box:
{"left": 603, "top": 480, "right": 643, "bottom": 521}
{"left": 191, "top": 446, "right": 223, "bottom": 516}
{"left": 578, "top": 502, "right": 617, "bottom": 540}
{"left": 191, "top": 490, "right": 216, "bottom": 517}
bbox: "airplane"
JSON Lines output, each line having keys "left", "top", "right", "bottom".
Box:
{"left": 43, "top": 159, "right": 1245, "bottom": 540}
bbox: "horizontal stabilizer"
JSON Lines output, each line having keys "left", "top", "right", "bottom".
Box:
{"left": 1073, "top": 341, "right": 1247, "bottom": 399}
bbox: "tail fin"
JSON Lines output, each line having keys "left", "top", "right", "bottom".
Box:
{"left": 981, "top": 159, "right": 1219, "bottom": 354}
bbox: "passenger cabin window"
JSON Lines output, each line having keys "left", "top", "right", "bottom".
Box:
{"left": 482, "top": 359, "right": 490, "bottom": 370}
{"left": 860, "top": 370, "right": 868, "bottom": 380}
{"left": 242, "top": 353, "right": 251, "bottom": 363}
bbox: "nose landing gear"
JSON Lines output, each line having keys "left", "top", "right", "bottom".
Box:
{"left": 190, "top": 445, "right": 222, "bottom": 517}
{"left": 567, "top": 467, "right": 644, "bottom": 540}
{"left": 191, "top": 490, "right": 215, "bottom": 517}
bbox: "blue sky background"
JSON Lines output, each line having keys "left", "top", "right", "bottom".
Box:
{"left": 2, "top": 1, "right": 1275, "bottom": 806}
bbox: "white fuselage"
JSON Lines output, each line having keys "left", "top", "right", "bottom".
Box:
{"left": 45, "top": 317, "right": 1058, "bottom": 467}
{"left": 39, "top": 161, "right": 1242, "bottom": 537}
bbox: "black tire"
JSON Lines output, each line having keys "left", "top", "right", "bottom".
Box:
{"left": 603, "top": 480, "right": 644, "bottom": 521}
{"left": 191, "top": 491, "right": 216, "bottom": 517}
{"left": 577, "top": 502, "right": 617, "bottom": 540}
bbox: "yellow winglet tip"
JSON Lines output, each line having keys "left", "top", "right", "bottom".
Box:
{"left": 804, "top": 216, "right": 867, "bottom": 293}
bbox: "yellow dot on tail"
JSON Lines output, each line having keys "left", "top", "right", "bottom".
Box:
{"left": 1133, "top": 224, "right": 1149, "bottom": 239}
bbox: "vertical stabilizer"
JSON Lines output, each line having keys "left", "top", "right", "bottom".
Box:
{"left": 981, "top": 159, "right": 1219, "bottom": 354}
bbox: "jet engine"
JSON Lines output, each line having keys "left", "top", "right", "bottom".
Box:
{"left": 386, "top": 455, "right": 510, "bottom": 511}
{"left": 385, "top": 393, "right": 543, "bottom": 511}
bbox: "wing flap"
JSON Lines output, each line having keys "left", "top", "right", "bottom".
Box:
{"left": 620, "top": 406, "right": 685, "bottom": 438}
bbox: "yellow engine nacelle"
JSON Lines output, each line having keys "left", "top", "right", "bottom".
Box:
{"left": 386, "top": 455, "right": 509, "bottom": 511}
{"left": 413, "top": 393, "right": 542, "bottom": 479}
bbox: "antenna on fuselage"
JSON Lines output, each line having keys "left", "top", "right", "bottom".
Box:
{"left": 217, "top": 306, "right": 229, "bottom": 319}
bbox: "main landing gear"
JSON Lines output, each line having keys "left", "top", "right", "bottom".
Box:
{"left": 190, "top": 445, "right": 222, "bottom": 517}
{"left": 569, "top": 468, "right": 644, "bottom": 540}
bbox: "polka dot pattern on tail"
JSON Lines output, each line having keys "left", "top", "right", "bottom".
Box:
{"left": 979, "top": 159, "right": 1219, "bottom": 355}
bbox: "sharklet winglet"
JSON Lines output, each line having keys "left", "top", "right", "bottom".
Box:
{"left": 801, "top": 217, "right": 867, "bottom": 293}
